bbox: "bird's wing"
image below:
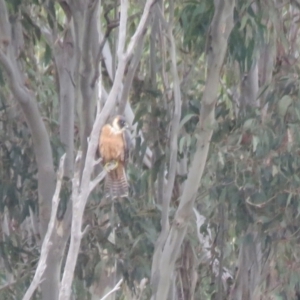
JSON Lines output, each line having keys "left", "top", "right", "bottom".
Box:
{"left": 99, "top": 124, "right": 127, "bottom": 163}
{"left": 122, "top": 129, "right": 131, "bottom": 166}
{"left": 99, "top": 124, "right": 111, "bottom": 164}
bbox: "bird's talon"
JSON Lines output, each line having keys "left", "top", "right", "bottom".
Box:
{"left": 104, "top": 160, "right": 118, "bottom": 172}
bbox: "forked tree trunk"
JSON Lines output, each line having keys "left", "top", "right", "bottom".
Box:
{"left": 151, "top": 0, "right": 235, "bottom": 298}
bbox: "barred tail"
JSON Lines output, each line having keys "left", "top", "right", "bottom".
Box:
{"left": 104, "top": 163, "right": 128, "bottom": 198}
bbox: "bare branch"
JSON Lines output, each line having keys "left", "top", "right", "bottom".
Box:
{"left": 0, "top": 281, "right": 17, "bottom": 292}
{"left": 89, "top": 170, "right": 106, "bottom": 193}
{"left": 118, "top": 27, "right": 146, "bottom": 114}
{"left": 90, "top": 0, "right": 158, "bottom": 154}
{"left": 125, "top": 0, "right": 157, "bottom": 61}
{"left": 96, "top": 11, "right": 153, "bottom": 166}
{"left": 23, "top": 154, "right": 66, "bottom": 300}
{"left": 81, "top": 224, "right": 91, "bottom": 237}
{"left": 90, "top": 0, "right": 129, "bottom": 132}
{"left": 40, "top": 26, "right": 53, "bottom": 45}
{"left": 59, "top": 105, "right": 103, "bottom": 299}
{"left": 100, "top": 278, "right": 123, "bottom": 300}
{"left": 93, "top": 157, "right": 103, "bottom": 166}
{"left": 91, "top": 9, "right": 120, "bottom": 88}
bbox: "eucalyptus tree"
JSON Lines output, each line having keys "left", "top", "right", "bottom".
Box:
{"left": 1, "top": 0, "right": 300, "bottom": 299}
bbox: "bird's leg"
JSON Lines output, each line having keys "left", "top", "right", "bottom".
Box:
{"left": 104, "top": 160, "right": 118, "bottom": 172}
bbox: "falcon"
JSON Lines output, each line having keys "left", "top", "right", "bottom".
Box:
{"left": 99, "top": 115, "right": 130, "bottom": 198}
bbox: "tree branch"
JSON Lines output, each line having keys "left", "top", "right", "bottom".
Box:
{"left": 124, "top": 0, "right": 157, "bottom": 61}
{"left": 23, "top": 154, "right": 66, "bottom": 300}
{"left": 99, "top": 278, "right": 123, "bottom": 300}
{"left": 89, "top": 170, "right": 106, "bottom": 193}
{"left": 58, "top": 151, "right": 82, "bottom": 300}
{"left": 118, "top": 25, "right": 146, "bottom": 114}
{"left": 151, "top": 0, "right": 235, "bottom": 298}
{"left": 91, "top": 7, "right": 120, "bottom": 88}
{"left": 95, "top": 0, "right": 155, "bottom": 133}
{"left": 193, "top": 207, "right": 232, "bottom": 285}
{"left": 79, "top": 0, "right": 101, "bottom": 176}
{"left": 151, "top": 0, "right": 182, "bottom": 289}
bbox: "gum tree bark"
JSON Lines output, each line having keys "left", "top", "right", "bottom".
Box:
{"left": 240, "top": 61, "right": 259, "bottom": 115}
{"left": 54, "top": 28, "right": 75, "bottom": 178}
{"left": 77, "top": 0, "right": 100, "bottom": 175}
{"left": 151, "top": 0, "right": 235, "bottom": 299}
{"left": 39, "top": 15, "right": 76, "bottom": 300}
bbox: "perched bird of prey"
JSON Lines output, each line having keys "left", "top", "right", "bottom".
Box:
{"left": 99, "top": 115, "right": 130, "bottom": 198}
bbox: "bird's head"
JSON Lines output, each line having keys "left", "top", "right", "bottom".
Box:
{"left": 112, "top": 115, "right": 128, "bottom": 132}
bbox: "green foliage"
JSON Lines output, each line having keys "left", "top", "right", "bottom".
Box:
{"left": 1, "top": 0, "right": 300, "bottom": 299}
{"left": 0, "top": 109, "right": 40, "bottom": 298}
{"left": 179, "top": 1, "right": 214, "bottom": 53}
{"left": 228, "top": 1, "right": 266, "bottom": 72}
